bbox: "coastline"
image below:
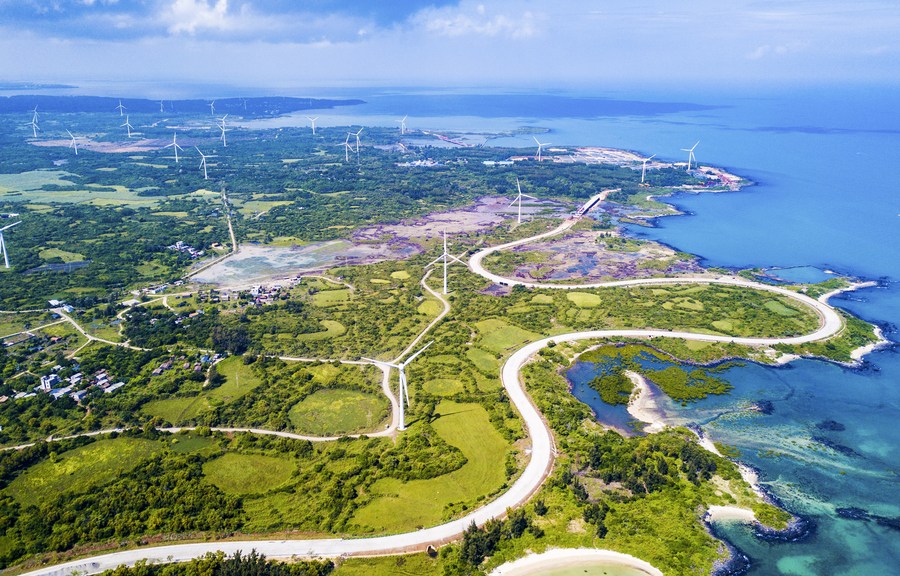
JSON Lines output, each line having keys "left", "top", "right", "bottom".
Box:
{"left": 624, "top": 370, "right": 667, "bottom": 433}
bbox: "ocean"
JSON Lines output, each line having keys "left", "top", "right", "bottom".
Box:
{"left": 14, "top": 83, "right": 899, "bottom": 574}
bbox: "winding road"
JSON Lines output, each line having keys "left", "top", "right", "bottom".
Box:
{"left": 18, "top": 197, "right": 856, "bottom": 576}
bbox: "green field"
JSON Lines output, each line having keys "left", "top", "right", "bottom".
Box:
{"left": 476, "top": 318, "right": 541, "bottom": 354}
{"left": 333, "top": 555, "right": 440, "bottom": 576}
{"left": 765, "top": 299, "right": 800, "bottom": 316}
{"left": 202, "top": 452, "right": 296, "bottom": 495}
{"left": 466, "top": 347, "right": 499, "bottom": 373}
{"left": 39, "top": 248, "right": 85, "bottom": 262}
{"left": 352, "top": 401, "right": 510, "bottom": 532}
{"left": 417, "top": 299, "right": 443, "bottom": 316}
{"left": 294, "top": 319, "right": 346, "bottom": 341}
{"left": 143, "top": 356, "right": 262, "bottom": 423}
{"left": 566, "top": 292, "right": 603, "bottom": 308}
{"left": 5, "top": 438, "right": 163, "bottom": 506}
{"left": 390, "top": 270, "right": 411, "bottom": 280}
{"left": 312, "top": 289, "right": 352, "bottom": 306}
{"left": 422, "top": 378, "right": 465, "bottom": 396}
{"left": 288, "top": 388, "right": 389, "bottom": 435}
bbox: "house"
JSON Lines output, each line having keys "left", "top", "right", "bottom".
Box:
{"left": 48, "top": 299, "right": 63, "bottom": 307}
{"left": 104, "top": 382, "right": 125, "bottom": 394}
{"left": 39, "top": 374, "right": 61, "bottom": 392}
{"left": 50, "top": 386, "right": 73, "bottom": 400}
{"left": 71, "top": 390, "right": 89, "bottom": 403}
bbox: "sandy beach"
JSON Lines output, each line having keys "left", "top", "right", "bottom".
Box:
{"left": 489, "top": 548, "right": 663, "bottom": 576}
{"left": 705, "top": 505, "right": 757, "bottom": 523}
{"left": 624, "top": 370, "right": 668, "bottom": 433}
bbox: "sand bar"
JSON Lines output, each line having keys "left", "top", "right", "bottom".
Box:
{"left": 624, "top": 370, "right": 667, "bottom": 433}
{"left": 489, "top": 548, "right": 662, "bottom": 576}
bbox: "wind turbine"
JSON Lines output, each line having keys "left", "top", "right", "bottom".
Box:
{"left": 159, "top": 100, "right": 165, "bottom": 113}
{"left": 509, "top": 177, "right": 537, "bottom": 224}
{"left": 121, "top": 115, "right": 134, "bottom": 138}
{"left": 115, "top": 100, "right": 126, "bottom": 116}
{"left": 427, "top": 230, "right": 467, "bottom": 295}
{"left": 0, "top": 220, "right": 21, "bottom": 269}
{"left": 353, "top": 128, "right": 363, "bottom": 162}
{"left": 344, "top": 133, "right": 353, "bottom": 162}
{"left": 306, "top": 116, "right": 318, "bottom": 135}
{"left": 681, "top": 141, "right": 699, "bottom": 171}
{"left": 208, "top": 100, "right": 216, "bottom": 115}
{"left": 195, "top": 147, "right": 209, "bottom": 180}
{"left": 640, "top": 154, "right": 656, "bottom": 184}
{"left": 362, "top": 341, "right": 433, "bottom": 431}
{"left": 241, "top": 98, "right": 248, "bottom": 111}
{"left": 533, "top": 136, "right": 550, "bottom": 161}
{"left": 66, "top": 130, "right": 79, "bottom": 155}
{"left": 398, "top": 115, "right": 408, "bottom": 135}
{"left": 27, "top": 115, "right": 39, "bottom": 138}
{"left": 218, "top": 115, "right": 228, "bottom": 147}
{"left": 164, "top": 131, "right": 184, "bottom": 163}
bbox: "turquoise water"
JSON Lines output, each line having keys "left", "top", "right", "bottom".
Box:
{"left": 302, "top": 87, "right": 900, "bottom": 575}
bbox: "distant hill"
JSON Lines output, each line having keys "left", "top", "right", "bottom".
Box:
{"left": 0, "top": 95, "right": 364, "bottom": 117}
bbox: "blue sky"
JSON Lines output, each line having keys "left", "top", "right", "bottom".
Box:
{"left": 1, "top": 1, "right": 897, "bottom": 89}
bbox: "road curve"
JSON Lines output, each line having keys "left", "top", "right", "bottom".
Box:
{"left": 19, "top": 213, "right": 853, "bottom": 576}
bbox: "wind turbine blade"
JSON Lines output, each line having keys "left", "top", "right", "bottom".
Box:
{"left": 533, "top": 136, "right": 540, "bottom": 145}
{"left": 647, "top": 154, "right": 656, "bottom": 161}
{"left": 448, "top": 252, "right": 467, "bottom": 265}
{"left": 427, "top": 254, "right": 444, "bottom": 268}
{"left": 402, "top": 371, "right": 410, "bottom": 406}
{"left": 0, "top": 222, "right": 21, "bottom": 232}
{"left": 401, "top": 340, "right": 434, "bottom": 366}
{"left": 521, "top": 194, "right": 538, "bottom": 200}
{"left": 516, "top": 177, "right": 522, "bottom": 196}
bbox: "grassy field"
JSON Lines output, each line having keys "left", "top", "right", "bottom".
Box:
{"left": 294, "top": 319, "right": 346, "bottom": 341}
{"left": 312, "top": 289, "right": 352, "bottom": 307}
{"left": 476, "top": 318, "right": 541, "bottom": 354}
{"left": 351, "top": 401, "right": 510, "bottom": 532}
{"left": 333, "top": 555, "right": 440, "bottom": 576}
{"left": 288, "top": 388, "right": 389, "bottom": 435}
{"left": 566, "top": 292, "right": 603, "bottom": 308}
{"left": 417, "top": 299, "right": 443, "bottom": 316}
{"left": 422, "top": 378, "right": 465, "bottom": 396}
{"left": 39, "top": 248, "right": 85, "bottom": 262}
{"left": 390, "top": 270, "right": 411, "bottom": 280}
{"left": 202, "top": 452, "right": 296, "bottom": 495}
{"left": 0, "top": 312, "right": 52, "bottom": 338}
{"left": 142, "top": 356, "right": 262, "bottom": 423}
{"left": 466, "top": 347, "right": 499, "bottom": 373}
{"left": 5, "top": 438, "right": 163, "bottom": 506}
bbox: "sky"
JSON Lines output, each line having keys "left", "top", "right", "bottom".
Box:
{"left": 0, "top": 0, "right": 898, "bottom": 91}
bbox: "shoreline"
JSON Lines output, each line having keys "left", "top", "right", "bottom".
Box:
{"left": 624, "top": 370, "right": 667, "bottom": 433}
{"left": 489, "top": 548, "right": 663, "bottom": 576}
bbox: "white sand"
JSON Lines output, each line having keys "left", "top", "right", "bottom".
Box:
{"left": 624, "top": 370, "right": 667, "bottom": 433}
{"left": 706, "top": 505, "right": 757, "bottom": 523}
{"left": 489, "top": 548, "right": 663, "bottom": 576}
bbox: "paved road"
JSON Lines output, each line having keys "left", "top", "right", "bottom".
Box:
{"left": 19, "top": 205, "right": 853, "bottom": 576}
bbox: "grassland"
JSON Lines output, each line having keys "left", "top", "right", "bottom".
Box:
{"left": 202, "top": 452, "right": 296, "bottom": 494}
{"left": 5, "top": 437, "right": 164, "bottom": 506}
{"left": 352, "top": 401, "right": 510, "bottom": 532}
{"left": 475, "top": 318, "right": 541, "bottom": 354}
{"left": 288, "top": 388, "right": 389, "bottom": 435}
{"left": 142, "top": 356, "right": 262, "bottom": 423}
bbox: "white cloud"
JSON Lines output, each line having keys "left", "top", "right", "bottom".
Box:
{"left": 165, "top": 0, "right": 229, "bottom": 35}
{"left": 411, "top": 3, "right": 539, "bottom": 39}
{"left": 746, "top": 40, "right": 808, "bottom": 60}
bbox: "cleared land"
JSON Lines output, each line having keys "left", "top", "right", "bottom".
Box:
{"left": 288, "top": 388, "right": 389, "bottom": 435}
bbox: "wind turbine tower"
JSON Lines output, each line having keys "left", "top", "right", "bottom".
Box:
{"left": 218, "top": 115, "right": 228, "bottom": 147}
{"left": 66, "top": 130, "right": 79, "bottom": 155}
{"left": 427, "top": 230, "right": 466, "bottom": 295}
{"left": 115, "top": 100, "right": 126, "bottom": 116}
{"left": 398, "top": 115, "right": 408, "bottom": 135}
{"left": 159, "top": 100, "right": 165, "bottom": 113}
{"left": 363, "top": 341, "right": 433, "bottom": 431}
{"left": 28, "top": 115, "right": 39, "bottom": 138}
{"left": 164, "top": 131, "right": 184, "bottom": 163}
{"left": 344, "top": 133, "right": 352, "bottom": 162}
{"left": 509, "top": 177, "right": 537, "bottom": 224}
{"left": 209, "top": 100, "right": 216, "bottom": 115}
{"left": 353, "top": 128, "right": 363, "bottom": 163}
{"left": 0, "top": 221, "right": 21, "bottom": 269}
{"left": 641, "top": 154, "right": 656, "bottom": 185}
{"left": 533, "top": 136, "right": 550, "bottom": 161}
{"left": 306, "top": 116, "right": 318, "bottom": 135}
{"left": 195, "top": 147, "right": 210, "bottom": 180}
{"left": 121, "top": 115, "right": 134, "bottom": 138}
{"left": 681, "top": 141, "right": 699, "bottom": 171}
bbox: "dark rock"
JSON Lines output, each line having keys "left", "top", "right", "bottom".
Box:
{"left": 815, "top": 420, "right": 846, "bottom": 432}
